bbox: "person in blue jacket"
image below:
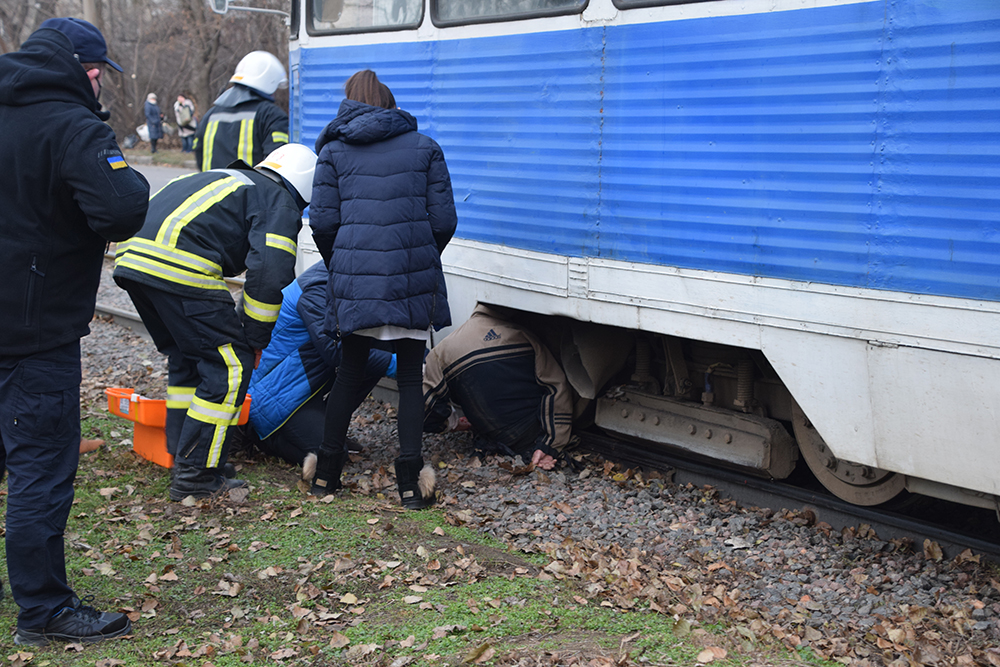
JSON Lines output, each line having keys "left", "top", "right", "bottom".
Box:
{"left": 246, "top": 261, "right": 394, "bottom": 473}
{"left": 309, "top": 70, "right": 457, "bottom": 509}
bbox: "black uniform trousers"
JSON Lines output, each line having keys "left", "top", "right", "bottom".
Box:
{"left": 0, "top": 341, "right": 80, "bottom": 630}
{"left": 119, "top": 279, "right": 253, "bottom": 470}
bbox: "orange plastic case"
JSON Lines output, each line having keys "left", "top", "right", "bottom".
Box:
{"left": 105, "top": 387, "right": 250, "bottom": 468}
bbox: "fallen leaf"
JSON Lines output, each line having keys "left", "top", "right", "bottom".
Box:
{"left": 340, "top": 593, "right": 358, "bottom": 605}
{"left": 462, "top": 643, "right": 492, "bottom": 664}
{"left": 404, "top": 596, "right": 423, "bottom": 604}
{"left": 329, "top": 632, "right": 350, "bottom": 649}
{"left": 696, "top": 647, "right": 726, "bottom": 663}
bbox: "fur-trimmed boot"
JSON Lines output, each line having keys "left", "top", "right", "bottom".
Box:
{"left": 309, "top": 449, "right": 346, "bottom": 496}
{"left": 394, "top": 457, "right": 436, "bottom": 510}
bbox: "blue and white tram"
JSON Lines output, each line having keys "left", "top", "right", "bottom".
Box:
{"left": 287, "top": 0, "right": 1000, "bottom": 511}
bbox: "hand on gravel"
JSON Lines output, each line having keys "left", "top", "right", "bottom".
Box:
{"left": 531, "top": 449, "right": 556, "bottom": 470}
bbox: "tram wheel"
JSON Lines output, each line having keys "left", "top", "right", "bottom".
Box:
{"left": 791, "top": 400, "right": 905, "bottom": 506}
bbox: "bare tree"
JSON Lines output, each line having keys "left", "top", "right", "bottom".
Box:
{"left": 2, "top": 0, "right": 291, "bottom": 142}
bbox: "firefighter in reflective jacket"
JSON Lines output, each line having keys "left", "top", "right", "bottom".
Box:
{"left": 194, "top": 51, "right": 289, "bottom": 172}
{"left": 113, "top": 144, "right": 317, "bottom": 500}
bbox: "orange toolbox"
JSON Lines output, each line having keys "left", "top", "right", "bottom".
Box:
{"left": 105, "top": 387, "right": 251, "bottom": 468}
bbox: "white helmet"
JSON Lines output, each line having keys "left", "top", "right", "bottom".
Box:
{"left": 230, "top": 51, "right": 288, "bottom": 96}
{"left": 256, "top": 143, "right": 318, "bottom": 204}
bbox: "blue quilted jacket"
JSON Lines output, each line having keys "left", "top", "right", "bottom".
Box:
{"left": 248, "top": 262, "right": 393, "bottom": 438}
{"left": 310, "top": 99, "right": 458, "bottom": 336}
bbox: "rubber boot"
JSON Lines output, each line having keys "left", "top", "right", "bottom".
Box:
{"left": 310, "top": 449, "right": 346, "bottom": 496}
{"left": 170, "top": 463, "right": 246, "bottom": 501}
{"left": 394, "top": 457, "right": 436, "bottom": 510}
{"left": 210, "top": 466, "right": 248, "bottom": 490}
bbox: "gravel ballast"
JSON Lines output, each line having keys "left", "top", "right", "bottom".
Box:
{"left": 84, "top": 266, "right": 1000, "bottom": 666}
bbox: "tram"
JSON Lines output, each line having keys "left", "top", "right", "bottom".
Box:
{"left": 286, "top": 0, "right": 1000, "bottom": 513}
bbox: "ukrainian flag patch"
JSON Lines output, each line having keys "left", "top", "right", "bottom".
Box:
{"left": 107, "top": 155, "right": 128, "bottom": 170}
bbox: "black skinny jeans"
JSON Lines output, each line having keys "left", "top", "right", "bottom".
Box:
{"left": 322, "top": 335, "right": 426, "bottom": 461}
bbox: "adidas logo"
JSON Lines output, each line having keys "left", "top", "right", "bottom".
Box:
{"left": 483, "top": 329, "right": 501, "bottom": 342}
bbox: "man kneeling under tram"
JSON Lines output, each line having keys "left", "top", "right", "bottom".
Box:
{"left": 113, "top": 144, "right": 317, "bottom": 500}
{"left": 423, "top": 304, "right": 576, "bottom": 470}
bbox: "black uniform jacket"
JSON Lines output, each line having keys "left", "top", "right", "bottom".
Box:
{"left": 0, "top": 28, "right": 150, "bottom": 356}
{"left": 194, "top": 85, "right": 289, "bottom": 172}
{"left": 113, "top": 166, "right": 301, "bottom": 350}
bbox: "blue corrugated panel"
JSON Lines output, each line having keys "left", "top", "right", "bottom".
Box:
{"left": 874, "top": 3, "right": 1000, "bottom": 298}
{"left": 292, "top": 0, "right": 1000, "bottom": 302}
{"left": 600, "top": 3, "right": 885, "bottom": 288}
{"left": 432, "top": 30, "right": 604, "bottom": 256}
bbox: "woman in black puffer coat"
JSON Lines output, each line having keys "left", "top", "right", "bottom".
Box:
{"left": 309, "top": 70, "right": 457, "bottom": 509}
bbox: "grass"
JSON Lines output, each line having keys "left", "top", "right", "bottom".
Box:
{"left": 0, "top": 410, "right": 825, "bottom": 667}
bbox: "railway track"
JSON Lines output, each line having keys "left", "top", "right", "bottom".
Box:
{"left": 581, "top": 430, "right": 1000, "bottom": 564}
{"left": 91, "top": 299, "right": 1000, "bottom": 565}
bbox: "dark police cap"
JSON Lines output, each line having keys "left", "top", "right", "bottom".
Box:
{"left": 40, "top": 17, "right": 123, "bottom": 72}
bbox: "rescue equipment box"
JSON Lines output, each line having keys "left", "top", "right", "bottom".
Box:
{"left": 105, "top": 387, "right": 250, "bottom": 468}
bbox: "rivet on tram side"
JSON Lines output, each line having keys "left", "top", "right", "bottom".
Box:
{"left": 704, "top": 429, "right": 713, "bottom": 439}
{"left": 638, "top": 412, "right": 645, "bottom": 422}
{"left": 621, "top": 409, "right": 629, "bottom": 418}
{"left": 724, "top": 433, "right": 732, "bottom": 444}
{"left": 653, "top": 416, "right": 660, "bottom": 425}
{"left": 687, "top": 424, "right": 696, "bottom": 435}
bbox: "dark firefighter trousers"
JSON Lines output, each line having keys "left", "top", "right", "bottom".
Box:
{"left": 0, "top": 340, "right": 80, "bottom": 630}
{"left": 119, "top": 279, "right": 253, "bottom": 470}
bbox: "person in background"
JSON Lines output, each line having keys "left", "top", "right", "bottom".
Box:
{"left": 144, "top": 93, "right": 163, "bottom": 153}
{"left": 309, "top": 69, "right": 458, "bottom": 509}
{"left": 113, "top": 143, "right": 316, "bottom": 501}
{"left": 0, "top": 17, "right": 149, "bottom": 645}
{"left": 245, "top": 261, "right": 394, "bottom": 476}
{"left": 194, "top": 51, "right": 288, "bottom": 171}
{"left": 423, "top": 304, "right": 576, "bottom": 471}
{"left": 174, "top": 93, "right": 197, "bottom": 153}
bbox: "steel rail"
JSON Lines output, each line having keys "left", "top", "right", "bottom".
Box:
{"left": 579, "top": 430, "right": 1000, "bottom": 564}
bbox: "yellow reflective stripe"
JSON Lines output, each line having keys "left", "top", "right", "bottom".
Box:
{"left": 114, "top": 238, "right": 131, "bottom": 259}
{"left": 115, "top": 254, "right": 229, "bottom": 291}
{"left": 202, "top": 120, "right": 220, "bottom": 170}
{"left": 188, "top": 396, "right": 240, "bottom": 425}
{"left": 156, "top": 177, "right": 247, "bottom": 247}
{"left": 265, "top": 233, "right": 297, "bottom": 257}
{"left": 212, "top": 344, "right": 244, "bottom": 467}
{"left": 242, "top": 292, "right": 280, "bottom": 323}
{"left": 150, "top": 171, "right": 198, "bottom": 201}
{"left": 121, "top": 237, "right": 223, "bottom": 278}
{"left": 166, "top": 386, "right": 196, "bottom": 410}
{"left": 238, "top": 119, "right": 254, "bottom": 164}
{"left": 271, "top": 131, "right": 288, "bottom": 144}
{"left": 207, "top": 423, "right": 228, "bottom": 468}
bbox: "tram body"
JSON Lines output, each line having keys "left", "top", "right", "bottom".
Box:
{"left": 288, "top": 0, "right": 1000, "bottom": 510}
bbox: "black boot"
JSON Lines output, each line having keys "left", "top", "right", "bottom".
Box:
{"left": 394, "top": 457, "right": 436, "bottom": 510}
{"left": 310, "top": 449, "right": 346, "bottom": 496}
{"left": 170, "top": 463, "right": 246, "bottom": 501}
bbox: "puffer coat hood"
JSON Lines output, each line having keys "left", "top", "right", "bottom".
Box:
{"left": 315, "top": 98, "right": 417, "bottom": 150}
{"left": 310, "top": 99, "right": 458, "bottom": 337}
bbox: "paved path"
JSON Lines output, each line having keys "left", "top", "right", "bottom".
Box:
{"left": 132, "top": 162, "right": 196, "bottom": 195}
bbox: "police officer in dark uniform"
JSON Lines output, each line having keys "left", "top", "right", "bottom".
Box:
{"left": 194, "top": 51, "right": 289, "bottom": 172}
{"left": 0, "top": 18, "right": 150, "bottom": 645}
{"left": 113, "top": 144, "right": 317, "bottom": 501}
